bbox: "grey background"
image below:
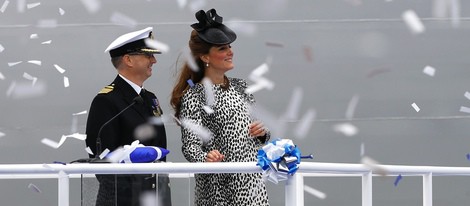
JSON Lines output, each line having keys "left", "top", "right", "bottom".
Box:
{"left": 1, "top": 0, "right": 470, "bottom": 205}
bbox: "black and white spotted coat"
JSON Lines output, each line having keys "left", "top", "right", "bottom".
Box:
{"left": 180, "top": 77, "right": 270, "bottom": 206}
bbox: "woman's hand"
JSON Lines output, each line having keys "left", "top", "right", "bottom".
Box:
{"left": 205, "top": 150, "right": 225, "bottom": 162}
{"left": 249, "top": 121, "right": 266, "bottom": 137}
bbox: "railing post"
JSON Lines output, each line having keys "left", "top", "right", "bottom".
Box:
{"left": 285, "top": 173, "right": 304, "bottom": 206}
{"left": 423, "top": 173, "right": 432, "bottom": 206}
{"left": 58, "top": 171, "right": 69, "bottom": 206}
{"left": 362, "top": 172, "right": 372, "bottom": 206}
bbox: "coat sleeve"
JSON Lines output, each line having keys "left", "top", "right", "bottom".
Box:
{"left": 179, "top": 89, "right": 209, "bottom": 163}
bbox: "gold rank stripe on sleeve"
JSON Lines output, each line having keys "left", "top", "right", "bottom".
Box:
{"left": 98, "top": 84, "right": 114, "bottom": 94}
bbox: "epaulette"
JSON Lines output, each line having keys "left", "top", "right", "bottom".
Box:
{"left": 98, "top": 84, "right": 114, "bottom": 94}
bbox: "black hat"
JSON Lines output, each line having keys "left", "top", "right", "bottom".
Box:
{"left": 104, "top": 27, "right": 161, "bottom": 58}
{"left": 191, "top": 9, "right": 237, "bottom": 45}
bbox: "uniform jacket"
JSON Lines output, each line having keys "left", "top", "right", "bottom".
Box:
{"left": 85, "top": 75, "right": 171, "bottom": 206}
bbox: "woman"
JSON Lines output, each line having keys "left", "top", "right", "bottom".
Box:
{"left": 171, "top": 8, "right": 270, "bottom": 206}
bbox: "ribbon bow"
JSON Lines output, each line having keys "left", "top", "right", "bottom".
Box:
{"left": 257, "top": 139, "right": 313, "bottom": 184}
{"left": 191, "top": 8, "right": 224, "bottom": 32}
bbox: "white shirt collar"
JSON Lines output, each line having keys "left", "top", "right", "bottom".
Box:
{"left": 119, "top": 74, "right": 143, "bottom": 94}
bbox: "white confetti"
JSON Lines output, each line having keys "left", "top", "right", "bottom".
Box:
{"left": 37, "top": 19, "right": 58, "bottom": 28}
{"left": 80, "top": 0, "right": 100, "bottom": 13}
{"left": 28, "top": 183, "right": 42, "bottom": 193}
{"left": 0, "top": 72, "right": 4, "bottom": 80}
{"left": 333, "top": 123, "right": 358, "bottom": 137}
{"left": 0, "top": 132, "right": 5, "bottom": 137}
{"left": 22, "top": 72, "right": 37, "bottom": 86}
{"left": 304, "top": 185, "right": 326, "bottom": 199}
{"left": 0, "top": 43, "right": 4, "bottom": 53}
{"left": 360, "top": 142, "right": 365, "bottom": 157}
{"left": 26, "top": 2, "right": 40, "bottom": 9}
{"left": 30, "top": 33, "right": 38, "bottom": 39}
{"left": 0, "top": 0, "right": 9, "bottom": 13}
{"left": 27, "top": 60, "right": 41, "bottom": 66}
{"left": 411, "top": 102, "right": 420, "bottom": 112}
{"left": 41, "top": 40, "right": 52, "bottom": 44}
{"left": 6, "top": 81, "right": 46, "bottom": 99}
{"left": 188, "top": 0, "right": 206, "bottom": 12}
{"left": 459, "top": 106, "right": 470, "bottom": 114}
{"left": 423, "top": 65, "right": 436, "bottom": 77}
{"left": 249, "top": 63, "right": 269, "bottom": 81}
{"left": 202, "top": 78, "right": 215, "bottom": 106}
{"left": 110, "top": 12, "right": 137, "bottom": 28}
{"left": 99, "top": 148, "right": 110, "bottom": 159}
{"left": 8, "top": 61, "right": 22, "bottom": 67}
{"left": 145, "top": 39, "right": 170, "bottom": 53}
{"left": 294, "top": 108, "right": 315, "bottom": 139}
{"left": 226, "top": 20, "right": 257, "bottom": 36}
{"left": 59, "top": 7, "right": 65, "bottom": 15}
{"left": 183, "top": 46, "right": 199, "bottom": 72}
{"left": 63, "top": 76, "right": 70, "bottom": 88}
{"left": 180, "top": 118, "right": 212, "bottom": 144}
{"left": 73, "top": 110, "right": 87, "bottom": 116}
{"left": 245, "top": 77, "right": 274, "bottom": 94}
{"left": 202, "top": 105, "right": 214, "bottom": 114}
{"left": 361, "top": 156, "right": 388, "bottom": 176}
{"left": 402, "top": 10, "right": 425, "bottom": 34}
{"left": 283, "top": 87, "right": 303, "bottom": 121}
{"left": 134, "top": 123, "right": 156, "bottom": 141}
{"left": 433, "top": 0, "right": 461, "bottom": 28}
{"left": 17, "top": 0, "right": 25, "bottom": 13}
{"left": 41, "top": 133, "right": 87, "bottom": 149}
{"left": 85, "top": 146, "right": 94, "bottom": 155}
{"left": 345, "top": 95, "right": 360, "bottom": 120}
{"left": 53, "top": 64, "right": 66, "bottom": 73}
{"left": 176, "top": 0, "right": 187, "bottom": 9}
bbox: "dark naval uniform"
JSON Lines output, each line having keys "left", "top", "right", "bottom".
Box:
{"left": 85, "top": 75, "right": 171, "bottom": 206}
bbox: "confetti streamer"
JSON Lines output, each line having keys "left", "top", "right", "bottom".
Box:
{"left": 464, "top": 91, "right": 470, "bottom": 100}
{"left": 402, "top": 10, "right": 425, "bottom": 34}
{"left": 53, "top": 64, "right": 66, "bottom": 73}
{"left": 6, "top": 81, "right": 46, "bottom": 99}
{"left": 99, "top": 148, "right": 110, "bottom": 159}
{"left": 73, "top": 110, "right": 87, "bottom": 116}
{"left": 294, "top": 108, "right": 315, "bottom": 139}
{"left": 180, "top": 118, "right": 212, "bottom": 144}
{"left": 110, "top": 12, "right": 137, "bottom": 28}
{"left": 226, "top": 20, "right": 257, "bottom": 36}
{"left": 411, "top": 102, "right": 420, "bottom": 112}
{"left": 41, "top": 133, "right": 86, "bottom": 149}
{"left": 459, "top": 106, "right": 470, "bottom": 114}
{"left": 183, "top": 46, "right": 199, "bottom": 72}
{"left": 0, "top": 72, "right": 5, "bottom": 80}
{"left": 26, "top": 2, "right": 40, "bottom": 9}
{"left": 394, "top": 174, "right": 403, "bottom": 186}
{"left": 80, "top": 0, "right": 100, "bottom": 13}
{"left": 37, "top": 19, "right": 58, "bottom": 28}
{"left": 423, "top": 66, "right": 436, "bottom": 77}
{"left": 30, "top": 33, "right": 38, "bottom": 39}
{"left": 361, "top": 156, "right": 388, "bottom": 176}
{"left": 0, "top": 0, "right": 9, "bottom": 13}
{"left": 145, "top": 38, "right": 170, "bottom": 53}
{"left": 85, "top": 146, "right": 94, "bottom": 155}
{"left": 16, "top": 0, "right": 25, "bottom": 13}
{"left": 41, "top": 40, "right": 52, "bottom": 44}
{"left": 8, "top": 61, "right": 22, "bottom": 67}
{"left": 282, "top": 87, "right": 303, "bottom": 121}
{"left": 304, "top": 185, "right": 327, "bottom": 199}
{"left": 176, "top": 0, "right": 187, "bottom": 9}
{"left": 333, "top": 123, "right": 358, "bottom": 137}
{"left": 27, "top": 60, "right": 41, "bottom": 66}
{"left": 265, "top": 41, "right": 284, "bottom": 48}
{"left": 59, "top": 7, "right": 65, "bottom": 15}
{"left": 345, "top": 95, "right": 360, "bottom": 120}
{"left": 28, "top": 183, "right": 42, "bottom": 193}
{"left": 202, "top": 78, "right": 215, "bottom": 106}
{"left": 63, "top": 76, "right": 70, "bottom": 88}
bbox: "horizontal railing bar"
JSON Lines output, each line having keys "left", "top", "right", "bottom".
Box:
{"left": 0, "top": 162, "right": 470, "bottom": 176}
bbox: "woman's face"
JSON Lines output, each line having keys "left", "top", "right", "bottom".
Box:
{"left": 205, "top": 44, "right": 234, "bottom": 72}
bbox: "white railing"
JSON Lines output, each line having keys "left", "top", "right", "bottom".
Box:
{"left": 1, "top": 162, "right": 470, "bottom": 206}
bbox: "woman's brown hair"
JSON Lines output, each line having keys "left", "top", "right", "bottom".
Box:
{"left": 171, "top": 30, "right": 213, "bottom": 118}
